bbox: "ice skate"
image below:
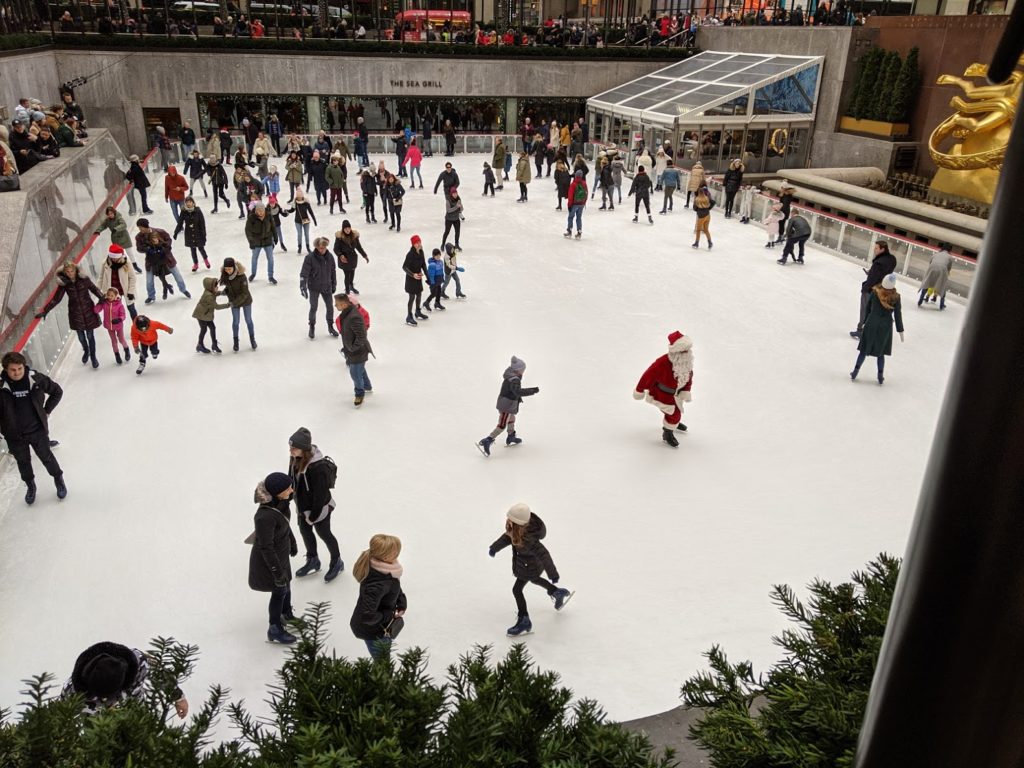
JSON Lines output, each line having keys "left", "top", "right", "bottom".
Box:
{"left": 676, "top": 424, "right": 688, "bottom": 433}
{"left": 648, "top": 215, "right": 654, "bottom": 224}
{"left": 136, "top": 359, "right": 146, "bottom": 375}
{"left": 295, "top": 556, "right": 321, "bottom": 577}
{"left": 55, "top": 475, "right": 67, "bottom": 500}
{"left": 477, "top": 436, "right": 494, "bottom": 457}
{"left": 564, "top": 230, "right": 572, "bottom": 238}
{"left": 196, "top": 343, "right": 211, "bottom": 354}
{"left": 506, "top": 614, "right": 533, "bottom": 637}
{"left": 850, "top": 367, "right": 860, "bottom": 380}
{"left": 267, "top": 624, "right": 297, "bottom": 645}
{"left": 233, "top": 336, "right": 240, "bottom": 352}
{"left": 406, "top": 314, "right": 418, "bottom": 327}
{"left": 24, "top": 482, "right": 36, "bottom": 506}
{"left": 115, "top": 351, "right": 123, "bottom": 365}
{"left": 574, "top": 232, "right": 581, "bottom": 239}
{"left": 324, "top": 558, "right": 345, "bottom": 582}
{"left": 354, "top": 394, "right": 364, "bottom": 408}
{"left": 124, "top": 347, "right": 131, "bottom": 361}
{"left": 415, "top": 311, "right": 429, "bottom": 321}
{"left": 662, "top": 428, "right": 679, "bottom": 448}
{"left": 551, "top": 588, "right": 574, "bottom": 611}
{"left": 506, "top": 431, "right": 523, "bottom": 447}
{"left": 211, "top": 342, "right": 222, "bottom": 354}
{"left": 632, "top": 215, "right": 638, "bottom": 223}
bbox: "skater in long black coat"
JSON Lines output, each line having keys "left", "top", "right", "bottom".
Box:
{"left": 489, "top": 503, "right": 572, "bottom": 637}
{"left": 248, "top": 472, "right": 300, "bottom": 645}
{"left": 403, "top": 235, "right": 429, "bottom": 326}
{"left": 628, "top": 165, "right": 654, "bottom": 223}
{"left": 851, "top": 273, "right": 904, "bottom": 385}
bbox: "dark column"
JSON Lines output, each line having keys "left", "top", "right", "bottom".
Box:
{"left": 854, "top": 14, "right": 1024, "bottom": 768}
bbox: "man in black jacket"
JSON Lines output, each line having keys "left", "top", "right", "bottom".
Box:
{"left": 335, "top": 293, "right": 373, "bottom": 406}
{"left": 0, "top": 352, "right": 66, "bottom": 504}
{"left": 433, "top": 163, "right": 460, "bottom": 195}
{"left": 851, "top": 240, "right": 898, "bottom": 338}
{"left": 299, "top": 237, "right": 338, "bottom": 339}
{"left": 8, "top": 119, "right": 42, "bottom": 174}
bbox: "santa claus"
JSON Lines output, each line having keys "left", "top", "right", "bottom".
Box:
{"left": 633, "top": 330, "right": 694, "bottom": 448}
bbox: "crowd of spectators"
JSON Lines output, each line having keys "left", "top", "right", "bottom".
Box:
{"left": 0, "top": 92, "right": 89, "bottom": 192}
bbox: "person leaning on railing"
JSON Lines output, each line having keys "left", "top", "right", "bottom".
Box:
{"left": 0, "top": 126, "right": 20, "bottom": 192}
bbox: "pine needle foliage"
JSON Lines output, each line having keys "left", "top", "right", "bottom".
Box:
{"left": 679, "top": 554, "right": 901, "bottom": 768}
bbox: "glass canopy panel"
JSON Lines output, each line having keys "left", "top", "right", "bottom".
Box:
{"left": 753, "top": 72, "right": 814, "bottom": 115}
{"left": 719, "top": 72, "right": 772, "bottom": 86}
{"left": 651, "top": 54, "right": 733, "bottom": 79}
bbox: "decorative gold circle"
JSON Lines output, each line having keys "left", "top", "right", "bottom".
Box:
{"left": 769, "top": 128, "right": 788, "bottom": 156}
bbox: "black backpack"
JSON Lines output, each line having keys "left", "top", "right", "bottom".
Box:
{"left": 322, "top": 456, "right": 338, "bottom": 488}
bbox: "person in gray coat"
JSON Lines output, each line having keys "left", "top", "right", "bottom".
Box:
{"left": 248, "top": 472, "right": 299, "bottom": 645}
{"left": 777, "top": 214, "right": 812, "bottom": 265}
{"left": 299, "top": 237, "right": 338, "bottom": 339}
{"left": 918, "top": 243, "right": 953, "bottom": 310}
{"left": 476, "top": 356, "right": 540, "bottom": 457}
{"left": 335, "top": 292, "right": 373, "bottom": 406}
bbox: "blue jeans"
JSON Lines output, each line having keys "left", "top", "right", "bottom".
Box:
{"left": 250, "top": 245, "right": 274, "bottom": 280}
{"left": 365, "top": 637, "right": 391, "bottom": 660}
{"left": 410, "top": 166, "right": 423, "bottom": 187}
{"left": 169, "top": 199, "right": 183, "bottom": 223}
{"left": 566, "top": 205, "right": 583, "bottom": 233}
{"left": 274, "top": 224, "right": 285, "bottom": 249}
{"left": 442, "top": 268, "right": 462, "bottom": 295}
{"left": 294, "top": 220, "right": 311, "bottom": 252}
{"left": 347, "top": 361, "right": 372, "bottom": 396}
{"left": 181, "top": 143, "right": 195, "bottom": 160}
{"left": 146, "top": 266, "right": 188, "bottom": 300}
{"left": 231, "top": 304, "right": 254, "bottom": 338}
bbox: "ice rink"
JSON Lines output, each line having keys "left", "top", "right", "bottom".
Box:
{"left": 0, "top": 154, "right": 966, "bottom": 729}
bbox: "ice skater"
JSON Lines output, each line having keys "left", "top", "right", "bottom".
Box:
{"left": 94, "top": 287, "right": 131, "bottom": 365}
{"left": 564, "top": 170, "right": 587, "bottom": 239}
{"left": 762, "top": 203, "right": 784, "bottom": 248}
{"left": 482, "top": 162, "right": 496, "bottom": 197}
{"left": 403, "top": 235, "right": 429, "bottom": 326}
{"left": 441, "top": 243, "right": 467, "bottom": 299}
{"left": 628, "top": 164, "right": 654, "bottom": 224}
{"left": 691, "top": 187, "right": 714, "bottom": 249}
{"left": 477, "top": 355, "right": 540, "bottom": 456}
{"left": 248, "top": 472, "right": 300, "bottom": 645}
{"left": 131, "top": 314, "right": 173, "bottom": 375}
{"left": 423, "top": 248, "right": 446, "bottom": 312}
{"left": 851, "top": 273, "right": 904, "bottom": 385}
{"left": 335, "top": 292, "right": 373, "bottom": 407}
{"left": 192, "top": 277, "right": 230, "bottom": 353}
{"left": 633, "top": 330, "right": 694, "bottom": 448}
{"left": 489, "top": 503, "right": 572, "bottom": 637}
{"left": 350, "top": 534, "right": 406, "bottom": 660}
{"left": 288, "top": 427, "right": 343, "bottom": 583}
{"left": 918, "top": 243, "right": 953, "bottom": 310}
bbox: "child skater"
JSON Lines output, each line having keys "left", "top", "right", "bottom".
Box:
{"left": 476, "top": 356, "right": 539, "bottom": 456}
{"left": 130, "top": 314, "right": 173, "bottom": 375}
{"left": 762, "top": 202, "right": 783, "bottom": 248}
{"left": 441, "top": 242, "right": 466, "bottom": 300}
{"left": 489, "top": 502, "right": 572, "bottom": 637}
{"left": 192, "top": 277, "right": 231, "bottom": 354}
{"left": 482, "top": 162, "right": 496, "bottom": 197}
{"left": 94, "top": 287, "right": 131, "bottom": 365}
{"left": 423, "top": 248, "right": 446, "bottom": 312}
{"left": 145, "top": 231, "right": 176, "bottom": 300}
{"left": 737, "top": 184, "right": 754, "bottom": 224}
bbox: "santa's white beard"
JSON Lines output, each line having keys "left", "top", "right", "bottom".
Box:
{"left": 668, "top": 349, "right": 693, "bottom": 386}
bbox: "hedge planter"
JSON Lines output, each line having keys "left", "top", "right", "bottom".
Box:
{"left": 840, "top": 116, "right": 910, "bottom": 138}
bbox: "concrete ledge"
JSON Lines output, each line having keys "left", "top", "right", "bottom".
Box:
{"left": 620, "top": 706, "right": 709, "bottom": 767}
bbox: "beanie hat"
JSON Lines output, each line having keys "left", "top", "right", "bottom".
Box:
{"left": 264, "top": 471, "right": 292, "bottom": 498}
{"left": 268, "top": 193, "right": 277, "bottom": 204}
{"left": 223, "top": 257, "right": 235, "bottom": 268}
{"left": 575, "top": 170, "right": 584, "bottom": 178}
{"left": 72, "top": 643, "right": 139, "bottom": 700}
{"left": 136, "top": 218, "right": 149, "bottom": 228}
{"left": 108, "top": 244, "right": 125, "bottom": 258}
{"left": 510, "top": 355, "right": 526, "bottom": 374}
{"left": 342, "top": 219, "right": 351, "bottom": 230}
{"left": 411, "top": 235, "right": 422, "bottom": 245}
{"left": 882, "top": 273, "right": 898, "bottom": 290}
{"left": 289, "top": 427, "right": 312, "bottom": 451}
{"left": 507, "top": 503, "right": 532, "bottom": 526}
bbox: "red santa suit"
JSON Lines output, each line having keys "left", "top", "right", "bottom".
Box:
{"left": 633, "top": 330, "right": 693, "bottom": 428}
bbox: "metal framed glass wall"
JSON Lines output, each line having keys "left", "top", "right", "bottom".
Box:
{"left": 197, "top": 93, "right": 308, "bottom": 134}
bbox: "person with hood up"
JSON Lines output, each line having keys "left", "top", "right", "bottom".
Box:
{"left": 918, "top": 243, "right": 954, "bottom": 310}
{"left": 288, "top": 427, "right": 343, "bottom": 583}
{"left": 633, "top": 330, "right": 694, "bottom": 448}
{"left": 300, "top": 237, "right": 339, "bottom": 340}
{"left": 684, "top": 160, "right": 705, "bottom": 208}
{"left": 164, "top": 165, "right": 189, "bottom": 224}
{"left": 191, "top": 277, "right": 230, "bottom": 353}
{"left": 220, "top": 258, "right": 256, "bottom": 351}
{"left": 335, "top": 292, "right": 373, "bottom": 407}
{"left": 36, "top": 261, "right": 104, "bottom": 368}
{"left": 564, "top": 170, "right": 588, "bottom": 239}
{"left": 628, "top": 164, "right": 654, "bottom": 224}
{"left": 489, "top": 503, "right": 572, "bottom": 637}
{"left": 851, "top": 273, "right": 904, "bottom": 385}
{"left": 476, "top": 355, "right": 540, "bottom": 456}
{"left": 248, "top": 471, "right": 300, "bottom": 645}
{"left": 515, "top": 151, "right": 531, "bottom": 202}
{"left": 350, "top": 534, "right": 406, "bottom": 660}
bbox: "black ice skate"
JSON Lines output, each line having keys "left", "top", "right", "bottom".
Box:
{"left": 295, "top": 556, "right": 321, "bottom": 577}
{"left": 662, "top": 428, "right": 679, "bottom": 448}
{"left": 507, "top": 614, "right": 533, "bottom": 637}
{"left": 324, "top": 558, "right": 345, "bottom": 582}
{"left": 551, "top": 588, "right": 574, "bottom": 611}
{"left": 267, "top": 624, "right": 297, "bottom": 645}
{"left": 477, "top": 436, "right": 494, "bottom": 457}
{"left": 506, "top": 431, "right": 523, "bottom": 447}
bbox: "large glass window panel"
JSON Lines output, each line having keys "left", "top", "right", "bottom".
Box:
{"left": 743, "top": 128, "right": 766, "bottom": 173}
{"left": 720, "top": 129, "right": 745, "bottom": 162}
{"left": 699, "top": 127, "right": 723, "bottom": 171}
{"left": 650, "top": 54, "right": 732, "bottom": 79}
{"left": 764, "top": 126, "right": 788, "bottom": 172}
{"left": 704, "top": 94, "right": 749, "bottom": 117}
{"left": 754, "top": 74, "right": 814, "bottom": 116}
{"left": 784, "top": 126, "right": 811, "bottom": 169}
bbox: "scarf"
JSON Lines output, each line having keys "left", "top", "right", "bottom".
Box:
{"left": 371, "top": 558, "right": 403, "bottom": 579}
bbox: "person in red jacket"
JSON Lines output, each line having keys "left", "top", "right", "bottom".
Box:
{"left": 130, "top": 314, "right": 174, "bottom": 375}
{"left": 164, "top": 165, "right": 189, "bottom": 225}
{"left": 563, "top": 170, "right": 587, "bottom": 239}
{"left": 633, "top": 330, "right": 694, "bottom": 448}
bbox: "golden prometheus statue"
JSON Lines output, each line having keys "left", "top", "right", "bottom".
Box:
{"left": 928, "top": 58, "right": 1022, "bottom": 205}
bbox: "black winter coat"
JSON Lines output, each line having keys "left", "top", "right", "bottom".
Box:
{"left": 41, "top": 274, "right": 102, "bottom": 331}
{"left": 861, "top": 250, "right": 898, "bottom": 293}
{"left": 339, "top": 304, "right": 372, "bottom": 364}
{"left": 334, "top": 230, "right": 368, "bottom": 269}
{"left": 300, "top": 248, "right": 337, "bottom": 294}
{"left": 723, "top": 168, "right": 744, "bottom": 194}
{"left": 628, "top": 172, "right": 653, "bottom": 200}
{"left": 290, "top": 450, "right": 335, "bottom": 524}
{"left": 173, "top": 207, "right": 207, "bottom": 247}
{"left": 208, "top": 164, "right": 228, "bottom": 187}
{"left": 0, "top": 369, "right": 62, "bottom": 439}
{"left": 350, "top": 567, "right": 406, "bottom": 641}
{"left": 125, "top": 162, "right": 149, "bottom": 189}
{"left": 403, "top": 247, "right": 427, "bottom": 294}
{"left": 247, "top": 498, "right": 296, "bottom": 593}
{"left": 433, "top": 169, "right": 460, "bottom": 194}
{"left": 309, "top": 160, "right": 328, "bottom": 192}
{"left": 490, "top": 514, "right": 559, "bottom": 581}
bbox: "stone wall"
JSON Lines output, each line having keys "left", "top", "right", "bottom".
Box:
{"left": 0, "top": 49, "right": 61, "bottom": 122}
{"left": 49, "top": 49, "right": 669, "bottom": 154}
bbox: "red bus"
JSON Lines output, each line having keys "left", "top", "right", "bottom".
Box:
{"left": 393, "top": 9, "right": 472, "bottom": 42}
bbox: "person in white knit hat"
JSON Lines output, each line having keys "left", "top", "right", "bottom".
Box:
{"left": 489, "top": 503, "right": 572, "bottom": 637}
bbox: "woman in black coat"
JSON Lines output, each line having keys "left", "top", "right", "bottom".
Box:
{"left": 778, "top": 184, "right": 795, "bottom": 241}
{"left": 125, "top": 154, "right": 153, "bottom": 214}
{"left": 309, "top": 151, "right": 329, "bottom": 206}
{"left": 489, "top": 503, "right": 572, "bottom": 637}
{"left": 350, "top": 534, "right": 406, "bottom": 660}
{"left": 248, "top": 472, "right": 299, "bottom": 644}
{"left": 172, "top": 197, "right": 209, "bottom": 271}
{"left": 852, "top": 273, "right": 905, "bottom": 385}
{"left": 287, "top": 427, "right": 342, "bottom": 583}
{"left": 37, "top": 261, "right": 103, "bottom": 368}
{"left": 722, "top": 159, "right": 744, "bottom": 218}
{"left": 403, "top": 237, "right": 428, "bottom": 326}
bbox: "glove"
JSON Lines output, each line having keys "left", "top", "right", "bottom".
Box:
{"left": 488, "top": 548, "right": 496, "bottom": 558}
{"left": 551, "top": 576, "right": 559, "bottom": 584}
{"left": 456, "top": 266, "right": 465, "bottom": 273}
{"left": 133, "top": 346, "right": 140, "bottom": 354}
{"left": 301, "top": 287, "right": 309, "bottom": 299}
{"left": 34, "top": 312, "right": 45, "bottom": 320}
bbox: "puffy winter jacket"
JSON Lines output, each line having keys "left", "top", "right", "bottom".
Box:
{"left": 490, "top": 513, "right": 559, "bottom": 581}
{"left": 350, "top": 566, "right": 406, "bottom": 641}
{"left": 300, "top": 248, "right": 337, "bottom": 294}
{"left": 93, "top": 297, "right": 127, "bottom": 331}
{"left": 496, "top": 365, "right": 538, "bottom": 415}
{"left": 191, "top": 277, "right": 230, "bottom": 322}
{"left": 40, "top": 273, "right": 102, "bottom": 331}
{"left": 290, "top": 447, "right": 335, "bottom": 524}
{"left": 0, "top": 368, "right": 62, "bottom": 440}
{"left": 339, "top": 304, "right": 372, "bottom": 364}
{"left": 426, "top": 258, "right": 445, "bottom": 285}
{"left": 784, "top": 214, "right": 812, "bottom": 239}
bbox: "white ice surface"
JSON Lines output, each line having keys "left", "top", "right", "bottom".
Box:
{"left": 0, "top": 154, "right": 965, "bottom": 732}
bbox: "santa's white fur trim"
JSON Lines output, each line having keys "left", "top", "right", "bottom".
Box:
{"left": 669, "top": 335, "right": 693, "bottom": 353}
{"left": 663, "top": 418, "right": 681, "bottom": 429}
{"left": 667, "top": 349, "right": 694, "bottom": 392}
{"left": 633, "top": 390, "right": 645, "bottom": 400}
{"left": 677, "top": 391, "right": 692, "bottom": 403}
{"left": 644, "top": 392, "right": 676, "bottom": 414}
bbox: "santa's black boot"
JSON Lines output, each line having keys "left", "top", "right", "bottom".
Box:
{"left": 662, "top": 428, "right": 679, "bottom": 448}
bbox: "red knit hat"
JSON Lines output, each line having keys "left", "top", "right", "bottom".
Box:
{"left": 410, "top": 235, "right": 421, "bottom": 245}
{"left": 108, "top": 244, "right": 125, "bottom": 258}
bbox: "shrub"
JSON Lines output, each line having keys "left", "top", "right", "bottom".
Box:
{"left": 848, "top": 47, "right": 884, "bottom": 121}
{"left": 680, "top": 554, "right": 901, "bottom": 768}
{"left": 870, "top": 50, "right": 903, "bottom": 122}
{"left": 0, "top": 33, "right": 50, "bottom": 51}
{"left": 885, "top": 46, "right": 920, "bottom": 124}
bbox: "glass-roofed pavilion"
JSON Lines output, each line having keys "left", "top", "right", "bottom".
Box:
{"left": 587, "top": 51, "right": 824, "bottom": 175}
